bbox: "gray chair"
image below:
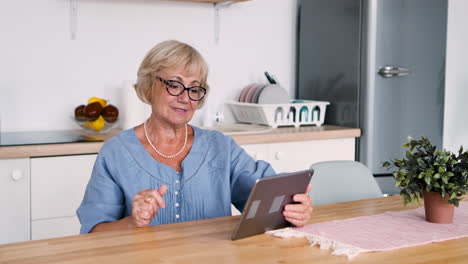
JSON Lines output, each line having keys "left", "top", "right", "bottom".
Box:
{"left": 309, "top": 160, "right": 383, "bottom": 205}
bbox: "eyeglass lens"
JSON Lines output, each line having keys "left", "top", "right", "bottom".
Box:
{"left": 164, "top": 79, "right": 206, "bottom": 101}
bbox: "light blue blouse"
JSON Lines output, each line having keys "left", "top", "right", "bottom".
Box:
{"left": 76, "top": 126, "right": 276, "bottom": 234}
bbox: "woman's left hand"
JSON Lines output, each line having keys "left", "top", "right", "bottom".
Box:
{"left": 283, "top": 184, "right": 313, "bottom": 227}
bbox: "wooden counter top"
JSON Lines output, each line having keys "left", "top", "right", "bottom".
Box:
{"left": 0, "top": 125, "right": 360, "bottom": 159}
{"left": 231, "top": 125, "right": 360, "bottom": 145}
{"left": 1, "top": 196, "right": 466, "bottom": 264}
{"left": 0, "top": 129, "right": 121, "bottom": 159}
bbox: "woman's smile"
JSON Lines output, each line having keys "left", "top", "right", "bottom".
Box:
{"left": 172, "top": 106, "right": 188, "bottom": 113}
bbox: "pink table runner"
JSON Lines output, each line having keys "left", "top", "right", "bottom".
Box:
{"left": 268, "top": 202, "right": 468, "bottom": 259}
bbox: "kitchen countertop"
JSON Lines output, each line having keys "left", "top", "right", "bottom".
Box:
{"left": 0, "top": 125, "right": 360, "bottom": 159}
{"left": 230, "top": 125, "right": 360, "bottom": 145}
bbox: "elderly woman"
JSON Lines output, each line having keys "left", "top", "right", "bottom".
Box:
{"left": 77, "top": 40, "right": 313, "bottom": 233}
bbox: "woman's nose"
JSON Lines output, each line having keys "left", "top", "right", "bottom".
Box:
{"left": 177, "top": 89, "right": 190, "bottom": 103}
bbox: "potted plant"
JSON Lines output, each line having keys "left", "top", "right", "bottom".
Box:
{"left": 383, "top": 136, "right": 468, "bottom": 223}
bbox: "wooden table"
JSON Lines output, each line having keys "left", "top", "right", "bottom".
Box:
{"left": 1, "top": 196, "right": 466, "bottom": 264}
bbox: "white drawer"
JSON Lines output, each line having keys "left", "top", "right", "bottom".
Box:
{"left": 31, "top": 216, "right": 81, "bottom": 240}
{"left": 31, "top": 154, "right": 96, "bottom": 220}
{"left": 268, "top": 138, "right": 356, "bottom": 173}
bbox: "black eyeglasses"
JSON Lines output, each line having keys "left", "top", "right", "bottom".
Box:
{"left": 156, "top": 77, "right": 207, "bottom": 101}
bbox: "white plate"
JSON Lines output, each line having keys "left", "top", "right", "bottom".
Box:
{"left": 257, "top": 84, "right": 290, "bottom": 104}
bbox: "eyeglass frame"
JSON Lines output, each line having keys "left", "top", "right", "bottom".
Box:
{"left": 155, "top": 76, "right": 207, "bottom": 101}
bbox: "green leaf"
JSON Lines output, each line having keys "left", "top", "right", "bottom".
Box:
{"left": 442, "top": 176, "right": 449, "bottom": 184}
{"left": 418, "top": 172, "right": 425, "bottom": 179}
{"left": 450, "top": 192, "right": 457, "bottom": 200}
{"left": 419, "top": 159, "right": 427, "bottom": 168}
{"left": 402, "top": 193, "right": 411, "bottom": 206}
{"left": 434, "top": 173, "right": 440, "bottom": 179}
{"left": 424, "top": 175, "right": 431, "bottom": 185}
{"left": 443, "top": 155, "right": 450, "bottom": 163}
{"left": 425, "top": 185, "right": 432, "bottom": 192}
{"left": 406, "top": 150, "right": 412, "bottom": 158}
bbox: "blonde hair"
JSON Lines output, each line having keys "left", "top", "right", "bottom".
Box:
{"left": 134, "top": 40, "right": 209, "bottom": 108}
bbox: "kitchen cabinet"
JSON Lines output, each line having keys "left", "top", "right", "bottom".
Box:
{"left": 0, "top": 158, "right": 30, "bottom": 244}
{"left": 241, "top": 138, "right": 355, "bottom": 173}
{"left": 30, "top": 154, "right": 97, "bottom": 240}
{"left": 0, "top": 126, "right": 358, "bottom": 241}
{"left": 31, "top": 217, "right": 81, "bottom": 241}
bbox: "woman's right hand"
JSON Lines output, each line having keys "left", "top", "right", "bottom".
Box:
{"left": 131, "top": 185, "right": 167, "bottom": 228}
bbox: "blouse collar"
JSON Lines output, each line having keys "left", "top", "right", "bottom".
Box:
{"left": 119, "top": 125, "right": 210, "bottom": 183}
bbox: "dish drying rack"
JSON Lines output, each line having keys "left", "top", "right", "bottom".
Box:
{"left": 227, "top": 100, "right": 330, "bottom": 128}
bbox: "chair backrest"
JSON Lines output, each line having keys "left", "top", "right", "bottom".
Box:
{"left": 309, "top": 160, "right": 383, "bottom": 205}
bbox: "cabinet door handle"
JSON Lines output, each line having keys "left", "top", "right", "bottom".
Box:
{"left": 11, "top": 170, "right": 24, "bottom": 181}
{"left": 275, "top": 152, "right": 284, "bottom": 160}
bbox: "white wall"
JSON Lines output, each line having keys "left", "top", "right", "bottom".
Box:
{"left": 0, "top": 0, "right": 298, "bottom": 132}
{"left": 444, "top": 0, "right": 468, "bottom": 151}
{"left": 1, "top": 0, "right": 467, "bottom": 150}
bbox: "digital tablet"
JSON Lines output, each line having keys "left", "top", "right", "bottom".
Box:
{"left": 231, "top": 169, "right": 314, "bottom": 240}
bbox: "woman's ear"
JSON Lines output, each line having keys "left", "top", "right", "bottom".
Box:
{"left": 147, "top": 81, "right": 156, "bottom": 104}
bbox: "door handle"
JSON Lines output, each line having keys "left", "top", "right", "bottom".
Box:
{"left": 11, "top": 170, "right": 24, "bottom": 181}
{"left": 275, "top": 151, "right": 284, "bottom": 160}
{"left": 378, "top": 66, "right": 411, "bottom": 78}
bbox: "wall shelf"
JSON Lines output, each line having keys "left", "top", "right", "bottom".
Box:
{"left": 173, "top": 0, "right": 251, "bottom": 43}
{"left": 173, "top": 0, "right": 250, "bottom": 43}
{"left": 68, "top": 0, "right": 250, "bottom": 40}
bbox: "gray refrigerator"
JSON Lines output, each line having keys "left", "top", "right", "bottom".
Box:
{"left": 296, "top": 0, "right": 447, "bottom": 176}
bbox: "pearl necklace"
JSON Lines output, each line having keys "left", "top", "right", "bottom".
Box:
{"left": 143, "top": 120, "right": 188, "bottom": 159}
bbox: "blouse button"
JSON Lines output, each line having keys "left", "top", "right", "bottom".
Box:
{"left": 175, "top": 203, "right": 179, "bottom": 207}
{"left": 176, "top": 180, "right": 180, "bottom": 184}
{"left": 175, "top": 191, "right": 179, "bottom": 195}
